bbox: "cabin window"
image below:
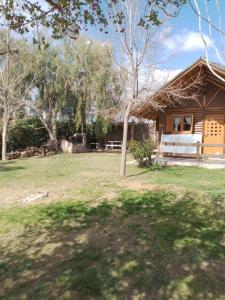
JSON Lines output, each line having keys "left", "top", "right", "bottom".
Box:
{"left": 172, "top": 114, "right": 193, "bottom": 133}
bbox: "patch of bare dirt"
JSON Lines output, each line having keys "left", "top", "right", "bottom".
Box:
{"left": 101, "top": 191, "right": 118, "bottom": 201}
{"left": 119, "top": 180, "right": 157, "bottom": 191}
{"left": 119, "top": 181, "right": 195, "bottom": 195}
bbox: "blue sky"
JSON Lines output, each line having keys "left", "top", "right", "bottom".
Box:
{"left": 19, "top": 0, "right": 225, "bottom": 75}
{"left": 169, "top": 2, "right": 206, "bottom": 68}
{"left": 165, "top": 3, "right": 204, "bottom": 69}
{"left": 14, "top": 0, "right": 225, "bottom": 83}
{"left": 163, "top": 0, "right": 224, "bottom": 70}
{"left": 83, "top": 0, "right": 225, "bottom": 79}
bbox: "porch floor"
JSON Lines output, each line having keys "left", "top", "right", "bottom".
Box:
{"left": 161, "top": 157, "right": 225, "bottom": 169}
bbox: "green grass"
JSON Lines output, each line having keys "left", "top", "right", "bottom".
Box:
{"left": 1, "top": 153, "right": 225, "bottom": 205}
{"left": 1, "top": 153, "right": 225, "bottom": 299}
{"left": 0, "top": 153, "right": 121, "bottom": 207}
{"left": 127, "top": 164, "right": 225, "bottom": 194}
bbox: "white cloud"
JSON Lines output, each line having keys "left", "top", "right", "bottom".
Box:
{"left": 153, "top": 68, "right": 183, "bottom": 85}
{"left": 137, "top": 68, "right": 183, "bottom": 94}
{"left": 165, "top": 31, "right": 213, "bottom": 53}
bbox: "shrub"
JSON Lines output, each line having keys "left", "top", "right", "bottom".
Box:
{"left": 6, "top": 117, "right": 78, "bottom": 152}
{"left": 7, "top": 117, "right": 48, "bottom": 151}
{"left": 148, "top": 161, "right": 167, "bottom": 171}
{"left": 128, "top": 140, "right": 156, "bottom": 168}
{"left": 56, "top": 119, "right": 77, "bottom": 140}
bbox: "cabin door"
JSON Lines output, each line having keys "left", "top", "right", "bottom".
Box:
{"left": 204, "top": 114, "right": 224, "bottom": 154}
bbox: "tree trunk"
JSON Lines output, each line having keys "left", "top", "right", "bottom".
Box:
{"left": 2, "top": 115, "right": 10, "bottom": 161}
{"left": 41, "top": 98, "right": 58, "bottom": 151}
{"left": 120, "top": 103, "right": 132, "bottom": 177}
{"left": 47, "top": 126, "right": 58, "bottom": 152}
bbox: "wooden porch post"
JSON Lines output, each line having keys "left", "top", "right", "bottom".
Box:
{"left": 196, "top": 141, "right": 201, "bottom": 161}
{"left": 131, "top": 123, "right": 135, "bottom": 140}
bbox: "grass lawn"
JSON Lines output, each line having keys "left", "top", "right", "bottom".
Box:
{"left": 1, "top": 153, "right": 225, "bottom": 299}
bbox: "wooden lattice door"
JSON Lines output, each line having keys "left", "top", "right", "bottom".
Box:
{"left": 204, "top": 114, "right": 224, "bottom": 154}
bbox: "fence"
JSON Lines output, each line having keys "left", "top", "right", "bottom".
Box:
{"left": 60, "top": 139, "right": 87, "bottom": 154}
{"left": 160, "top": 141, "right": 225, "bottom": 161}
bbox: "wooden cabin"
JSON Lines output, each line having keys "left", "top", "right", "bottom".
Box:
{"left": 133, "top": 58, "right": 225, "bottom": 156}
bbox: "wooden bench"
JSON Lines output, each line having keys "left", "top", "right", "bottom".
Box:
{"left": 105, "top": 141, "right": 123, "bottom": 150}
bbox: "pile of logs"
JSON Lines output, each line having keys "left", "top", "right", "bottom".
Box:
{"left": 5, "top": 140, "right": 59, "bottom": 160}
{"left": 7, "top": 147, "right": 46, "bottom": 160}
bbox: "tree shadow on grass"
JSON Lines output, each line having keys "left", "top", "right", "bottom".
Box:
{"left": 127, "top": 166, "right": 179, "bottom": 178}
{"left": 1, "top": 190, "right": 225, "bottom": 299}
{"left": 0, "top": 161, "right": 25, "bottom": 172}
{"left": 127, "top": 168, "right": 152, "bottom": 177}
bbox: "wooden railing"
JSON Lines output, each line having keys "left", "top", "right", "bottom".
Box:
{"left": 160, "top": 141, "right": 225, "bottom": 161}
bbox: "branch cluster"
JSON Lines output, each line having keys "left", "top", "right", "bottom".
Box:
{"left": 0, "top": 0, "right": 185, "bottom": 39}
{"left": 132, "top": 70, "right": 204, "bottom": 118}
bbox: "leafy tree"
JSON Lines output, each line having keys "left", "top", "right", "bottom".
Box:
{"left": 58, "top": 37, "right": 121, "bottom": 138}
{"left": 0, "top": 1, "right": 186, "bottom": 39}
{"left": 24, "top": 36, "right": 121, "bottom": 148}
{"left": 25, "top": 45, "right": 65, "bottom": 149}
{"left": 0, "top": 0, "right": 187, "bottom": 161}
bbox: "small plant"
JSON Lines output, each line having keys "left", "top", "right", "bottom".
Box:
{"left": 128, "top": 139, "right": 156, "bottom": 168}
{"left": 148, "top": 161, "right": 167, "bottom": 171}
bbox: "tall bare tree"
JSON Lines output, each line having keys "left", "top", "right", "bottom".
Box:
{"left": 190, "top": 0, "right": 225, "bottom": 82}
{"left": 107, "top": 0, "right": 185, "bottom": 177}
{"left": 0, "top": 27, "right": 31, "bottom": 160}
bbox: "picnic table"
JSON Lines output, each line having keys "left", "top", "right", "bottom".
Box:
{"left": 105, "top": 141, "right": 123, "bottom": 150}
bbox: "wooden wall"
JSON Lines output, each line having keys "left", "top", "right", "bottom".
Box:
{"left": 157, "top": 80, "right": 225, "bottom": 141}
{"left": 103, "top": 122, "right": 156, "bottom": 143}
{"left": 194, "top": 112, "right": 204, "bottom": 134}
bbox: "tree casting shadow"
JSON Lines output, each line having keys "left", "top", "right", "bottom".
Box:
{"left": 0, "top": 160, "right": 25, "bottom": 172}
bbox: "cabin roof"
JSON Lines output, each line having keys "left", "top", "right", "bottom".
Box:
{"left": 163, "top": 58, "right": 225, "bottom": 87}
{"left": 132, "top": 58, "right": 225, "bottom": 120}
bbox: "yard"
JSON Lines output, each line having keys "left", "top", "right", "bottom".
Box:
{"left": 1, "top": 153, "right": 225, "bottom": 299}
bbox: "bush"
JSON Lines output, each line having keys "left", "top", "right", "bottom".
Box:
{"left": 56, "top": 119, "right": 77, "bottom": 140}
{"left": 128, "top": 140, "right": 156, "bottom": 168}
{"left": 7, "top": 117, "right": 79, "bottom": 152}
{"left": 7, "top": 117, "right": 49, "bottom": 151}
{"left": 148, "top": 161, "right": 167, "bottom": 171}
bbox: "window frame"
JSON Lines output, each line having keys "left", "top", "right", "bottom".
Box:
{"left": 172, "top": 114, "right": 193, "bottom": 134}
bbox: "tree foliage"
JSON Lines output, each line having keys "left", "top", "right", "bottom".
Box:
{"left": 14, "top": 35, "right": 121, "bottom": 144}
{"left": 0, "top": 27, "right": 121, "bottom": 156}
{"left": 7, "top": 117, "right": 48, "bottom": 151}
{"left": 25, "top": 44, "right": 65, "bottom": 147}
{"left": 0, "top": 0, "right": 186, "bottom": 39}
{"left": 57, "top": 37, "right": 121, "bottom": 137}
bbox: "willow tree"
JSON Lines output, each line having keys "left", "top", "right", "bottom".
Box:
{"left": 25, "top": 45, "right": 65, "bottom": 149}
{"left": 24, "top": 37, "right": 120, "bottom": 146}
{"left": 61, "top": 37, "right": 121, "bottom": 138}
